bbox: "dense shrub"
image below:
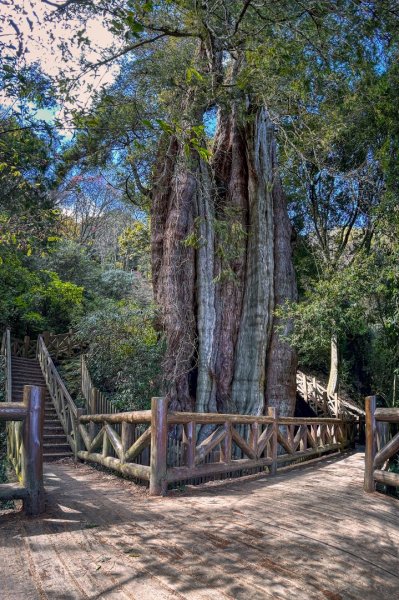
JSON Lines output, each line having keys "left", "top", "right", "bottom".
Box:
{"left": 76, "top": 300, "right": 164, "bottom": 410}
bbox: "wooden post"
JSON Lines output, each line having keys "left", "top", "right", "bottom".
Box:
{"left": 220, "top": 421, "right": 232, "bottom": 463}
{"left": 303, "top": 373, "right": 308, "bottom": 403}
{"left": 23, "top": 335, "right": 30, "bottom": 358}
{"left": 73, "top": 408, "right": 84, "bottom": 459}
{"left": 149, "top": 397, "right": 168, "bottom": 496}
{"left": 89, "top": 388, "right": 98, "bottom": 439}
{"left": 21, "top": 386, "right": 45, "bottom": 516}
{"left": 322, "top": 391, "right": 328, "bottom": 416}
{"left": 268, "top": 407, "right": 278, "bottom": 475}
{"left": 121, "top": 421, "right": 135, "bottom": 464}
{"left": 364, "top": 395, "right": 377, "bottom": 493}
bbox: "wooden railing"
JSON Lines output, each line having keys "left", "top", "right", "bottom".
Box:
{"left": 0, "top": 386, "right": 46, "bottom": 515}
{"left": 81, "top": 355, "right": 118, "bottom": 416}
{"left": 1, "top": 328, "right": 12, "bottom": 402}
{"left": 364, "top": 396, "right": 399, "bottom": 492}
{"left": 10, "top": 330, "right": 82, "bottom": 360}
{"left": 37, "top": 335, "right": 83, "bottom": 455}
{"left": 297, "top": 370, "right": 364, "bottom": 419}
{"left": 78, "top": 398, "right": 353, "bottom": 496}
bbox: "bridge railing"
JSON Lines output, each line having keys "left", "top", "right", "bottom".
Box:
{"left": 78, "top": 397, "right": 354, "bottom": 496}
{"left": 10, "top": 330, "right": 82, "bottom": 360}
{"left": 296, "top": 370, "right": 365, "bottom": 419}
{"left": 37, "top": 335, "right": 83, "bottom": 456}
{"left": 0, "top": 386, "right": 46, "bottom": 515}
{"left": 364, "top": 396, "right": 399, "bottom": 492}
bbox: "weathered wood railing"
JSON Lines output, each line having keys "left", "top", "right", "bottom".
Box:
{"left": 37, "top": 335, "right": 83, "bottom": 455}
{"left": 364, "top": 396, "right": 399, "bottom": 492}
{"left": 1, "top": 328, "right": 12, "bottom": 403}
{"left": 297, "top": 370, "right": 365, "bottom": 419}
{"left": 0, "top": 386, "right": 45, "bottom": 515}
{"left": 78, "top": 397, "right": 353, "bottom": 496}
{"left": 10, "top": 330, "right": 81, "bottom": 360}
{"left": 81, "top": 355, "right": 117, "bottom": 416}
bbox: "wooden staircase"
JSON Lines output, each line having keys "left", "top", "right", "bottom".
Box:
{"left": 11, "top": 356, "right": 73, "bottom": 462}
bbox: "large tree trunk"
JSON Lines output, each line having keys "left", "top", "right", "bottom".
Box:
{"left": 151, "top": 104, "right": 297, "bottom": 416}
{"left": 327, "top": 333, "right": 339, "bottom": 397}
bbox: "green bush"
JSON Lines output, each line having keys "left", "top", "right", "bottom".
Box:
{"left": 76, "top": 300, "right": 164, "bottom": 410}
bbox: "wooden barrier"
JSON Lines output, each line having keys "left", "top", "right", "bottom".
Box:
{"left": 296, "top": 370, "right": 364, "bottom": 419}
{"left": 79, "top": 398, "right": 353, "bottom": 496}
{"left": 9, "top": 330, "right": 81, "bottom": 360}
{"left": 37, "top": 335, "right": 82, "bottom": 455}
{"left": 81, "top": 355, "right": 117, "bottom": 416}
{"left": 364, "top": 396, "right": 399, "bottom": 493}
{"left": 0, "top": 386, "right": 45, "bottom": 515}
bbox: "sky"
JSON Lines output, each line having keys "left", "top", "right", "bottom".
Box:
{"left": 0, "top": 1, "right": 120, "bottom": 121}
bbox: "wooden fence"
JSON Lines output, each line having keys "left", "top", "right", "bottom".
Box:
{"left": 78, "top": 397, "right": 354, "bottom": 496}
{"left": 81, "top": 355, "right": 117, "bottom": 416}
{"left": 296, "top": 370, "right": 365, "bottom": 419}
{"left": 10, "top": 330, "right": 82, "bottom": 360}
{"left": 0, "top": 386, "right": 46, "bottom": 515}
{"left": 364, "top": 396, "right": 399, "bottom": 492}
{"left": 37, "top": 335, "right": 83, "bottom": 455}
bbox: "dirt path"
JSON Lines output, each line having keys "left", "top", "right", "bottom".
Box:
{"left": 1, "top": 451, "right": 398, "bottom": 599}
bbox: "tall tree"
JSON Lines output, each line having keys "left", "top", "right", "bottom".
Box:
{"left": 48, "top": 0, "right": 399, "bottom": 415}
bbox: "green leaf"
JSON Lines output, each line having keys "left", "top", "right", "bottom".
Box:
{"left": 186, "top": 67, "right": 203, "bottom": 84}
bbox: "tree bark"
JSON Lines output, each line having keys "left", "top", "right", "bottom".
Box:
{"left": 151, "top": 104, "right": 297, "bottom": 416}
{"left": 327, "top": 333, "right": 339, "bottom": 396}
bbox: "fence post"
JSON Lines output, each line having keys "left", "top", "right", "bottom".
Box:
{"left": 322, "top": 391, "right": 328, "bottom": 415}
{"left": 364, "top": 395, "right": 377, "bottom": 493}
{"left": 268, "top": 406, "right": 278, "bottom": 475}
{"left": 21, "top": 385, "right": 45, "bottom": 516}
{"left": 150, "top": 397, "right": 168, "bottom": 496}
{"left": 23, "top": 335, "right": 30, "bottom": 358}
{"left": 74, "top": 408, "right": 84, "bottom": 460}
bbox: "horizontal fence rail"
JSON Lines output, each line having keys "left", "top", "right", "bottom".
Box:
{"left": 78, "top": 397, "right": 354, "bottom": 496}
{"left": 364, "top": 396, "right": 399, "bottom": 492}
{"left": 0, "top": 386, "right": 45, "bottom": 515}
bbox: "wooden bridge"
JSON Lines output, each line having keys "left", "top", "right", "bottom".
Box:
{"left": 1, "top": 450, "right": 398, "bottom": 599}
{"left": 1, "top": 329, "right": 398, "bottom": 598}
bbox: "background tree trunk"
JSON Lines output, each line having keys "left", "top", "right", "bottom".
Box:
{"left": 151, "top": 105, "right": 297, "bottom": 416}
{"left": 327, "top": 333, "right": 339, "bottom": 396}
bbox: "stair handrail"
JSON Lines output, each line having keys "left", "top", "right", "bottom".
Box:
{"left": 296, "top": 370, "right": 364, "bottom": 419}
{"left": 1, "top": 328, "right": 12, "bottom": 403}
{"left": 36, "top": 335, "right": 83, "bottom": 456}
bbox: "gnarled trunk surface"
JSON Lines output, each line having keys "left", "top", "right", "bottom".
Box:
{"left": 151, "top": 105, "right": 297, "bottom": 416}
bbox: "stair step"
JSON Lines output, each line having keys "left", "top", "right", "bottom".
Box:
{"left": 44, "top": 427, "right": 65, "bottom": 434}
{"left": 44, "top": 443, "right": 71, "bottom": 452}
{"left": 44, "top": 435, "right": 68, "bottom": 443}
{"left": 43, "top": 452, "right": 73, "bottom": 462}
